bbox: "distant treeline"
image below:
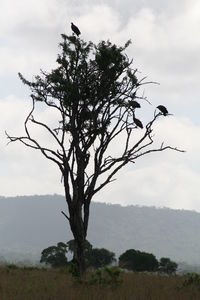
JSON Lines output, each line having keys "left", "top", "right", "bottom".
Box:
{"left": 40, "top": 240, "right": 178, "bottom": 274}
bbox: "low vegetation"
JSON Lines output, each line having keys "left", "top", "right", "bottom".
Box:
{"left": 40, "top": 240, "right": 178, "bottom": 276}
{"left": 0, "top": 265, "right": 199, "bottom": 299}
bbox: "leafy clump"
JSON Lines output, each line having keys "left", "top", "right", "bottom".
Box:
{"left": 88, "top": 267, "right": 122, "bottom": 286}
{"left": 7, "top": 264, "right": 19, "bottom": 270}
{"left": 182, "top": 273, "right": 200, "bottom": 290}
{"left": 68, "top": 261, "right": 81, "bottom": 280}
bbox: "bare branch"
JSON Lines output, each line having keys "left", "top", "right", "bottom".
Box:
{"left": 133, "top": 144, "right": 185, "bottom": 160}
{"left": 61, "top": 210, "right": 70, "bottom": 221}
{"left": 31, "top": 117, "right": 65, "bottom": 152}
{"left": 6, "top": 133, "right": 64, "bottom": 171}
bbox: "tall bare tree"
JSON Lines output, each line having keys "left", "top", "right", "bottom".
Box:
{"left": 6, "top": 34, "right": 183, "bottom": 275}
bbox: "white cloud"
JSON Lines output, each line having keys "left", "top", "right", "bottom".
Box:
{"left": 0, "top": 95, "right": 64, "bottom": 196}
{"left": 0, "top": 0, "right": 62, "bottom": 33}
{"left": 78, "top": 5, "right": 121, "bottom": 41}
{"left": 94, "top": 160, "right": 200, "bottom": 211}
{"left": 0, "top": 0, "right": 199, "bottom": 212}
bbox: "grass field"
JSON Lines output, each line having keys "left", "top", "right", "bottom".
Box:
{"left": 0, "top": 266, "right": 199, "bottom": 300}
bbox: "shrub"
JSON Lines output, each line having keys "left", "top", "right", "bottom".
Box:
{"left": 119, "top": 249, "right": 158, "bottom": 272}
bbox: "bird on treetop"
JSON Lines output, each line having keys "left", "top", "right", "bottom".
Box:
{"left": 157, "top": 105, "right": 168, "bottom": 116}
{"left": 129, "top": 100, "right": 141, "bottom": 109}
{"left": 133, "top": 117, "right": 143, "bottom": 129}
{"left": 71, "top": 22, "right": 81, "bottom": 36}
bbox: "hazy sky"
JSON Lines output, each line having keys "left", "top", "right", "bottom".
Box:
{"left": 0, "top": 0, "right": 200, "bottom": 211}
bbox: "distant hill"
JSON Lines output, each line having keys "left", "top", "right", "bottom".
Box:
{"left": 0, "top": 194, "right": 199, "bottom": 265}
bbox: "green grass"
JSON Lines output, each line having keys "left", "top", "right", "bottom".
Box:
{"left": 0, "top": 266, "right": 199, "bottom": 299}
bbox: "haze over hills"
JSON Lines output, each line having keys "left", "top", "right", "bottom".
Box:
{"left": 0, "top": 194, "right": 199, "bottom": 265}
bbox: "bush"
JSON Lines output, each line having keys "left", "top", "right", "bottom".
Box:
{"left": 182, "top": 272, "right": 200, "bottom": 290}
{"left": 66, "top": 240, "right": 116, "bottom": 269}
{"left": 88, "top": 267, "right": 122, "bottom": 286}
{"left": 159, "top": 257, "right": 178, "bottom": 274}
{"left": 40, "top": 242, "right": 68, "bottom": 268}
{"left": 86, "top": 248, "right": 116, "bottom": 268}
{"left": 119, "top": 249, "right": 158, "bottom": 272}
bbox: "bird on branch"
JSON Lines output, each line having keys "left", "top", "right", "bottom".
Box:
{"left": 157, "top": 105, "right": 168, "bottom": 116}
{"left": 129, "top": 100, "right": 141, "bottom": 109}
{"left": 133, "top": 117, "right": 143, "bottom": 129}
{"left": 71, "top": 22, "right": 81, "bottom": 36}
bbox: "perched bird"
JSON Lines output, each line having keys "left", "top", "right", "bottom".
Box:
{"left": 157, "top": 105, "right": 168, "bottom": 116}
{"left": 133, "top": 117, "right": 143, "bottom": 129}
{"left": 129, "top": 100, "right": 141, "bottom": 109}
{"left": 71, "top": 22, "right": 81, "bottom": 36}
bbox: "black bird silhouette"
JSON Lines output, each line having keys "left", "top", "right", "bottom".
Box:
{"left": 71, "top": 22, "right": 81, "bottom": 36}
{"left": 133, "top": 117, "right": 143, "bottom": 129}
{"left": 129, "top": 100, "right": 141, "bottom": 108}
{"left": 157, "top": 105, "right": 168, "bottom": 116}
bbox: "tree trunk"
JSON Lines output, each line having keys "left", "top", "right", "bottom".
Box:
{"left": 73, "top": 236, "right": 86, "bottom": 275}
{"left": 69, "top": 202, "right": 86, "bottom": 276}
{"left": 63, "top": 166, "right": 90, "bottom": 276}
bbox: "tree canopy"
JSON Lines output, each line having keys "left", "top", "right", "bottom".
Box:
{"left": 159, "top": 257, "right": 178, "bottom": 274}
{"left": 66, "top": 240, "right": 115, "bottom": 268}
{"left": 40, "top": 242, "right": 68, "bottom": 268}
{"left": 119, "top": 249, "right": 159, "bottom": 272}
{"left": 87, "top": 248, "right": 116, "bottom": 268}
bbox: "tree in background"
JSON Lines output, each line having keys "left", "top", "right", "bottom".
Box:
{"left": 119, "top": 249, "right": 159, "bottom": 272}
{"left": 159, "top": 257, "right": 178, "bottom": 274}
{"left": 67, "top": 239, "right": 92, "bottom": 254}
{"left": 40, "top": 242, "right": 68, "bottom": 268}
{"left": 87, "top": 248, "right": 116, "bottom": 268}
{"left": 6, "top": 32, "right": 183, "bottom": 275}
{"left": 67, "top": 239, "right": 92, "bottom": 266}
{"left": 67, "top": 239, "right": 115, "bottom": 268}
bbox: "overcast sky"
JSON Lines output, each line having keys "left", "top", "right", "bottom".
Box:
{"left": 0, "top": 0, "right": 200, "bottom": 211}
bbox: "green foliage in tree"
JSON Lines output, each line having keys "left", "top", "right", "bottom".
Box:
{"left": 40, "top": 242, "right": 68, "bottom": 268}
{"left": 67, "top": 239, "right": 93, "bottom": 269}
{"left": 67, "top": 239, "right": 115, "bottom": 269}
{"left": 159, "top": 257, "right": 178, "bottom": 274}
{"left": 119, "top": 249, "right": 158, "bottom": 272}
{"left": 86, "top": 248, "right": 116, "bottom": 268}
{"left": 67, "top": 239, "right": 92, "bottom": 255}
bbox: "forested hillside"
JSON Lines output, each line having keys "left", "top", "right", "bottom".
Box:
{"left": 0, "top": 195, "right": 199, "bottom": 264}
